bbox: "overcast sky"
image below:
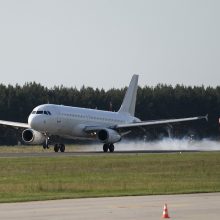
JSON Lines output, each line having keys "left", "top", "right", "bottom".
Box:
{"left": 0, "top": 0, "right": 219, "bottom": 89}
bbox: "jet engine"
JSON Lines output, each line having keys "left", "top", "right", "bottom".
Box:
{"left": 97, "top": 129, "right": 121, "bottom": 143}
{"left": 22, "top": 129, "right": 46, "bottom": 145}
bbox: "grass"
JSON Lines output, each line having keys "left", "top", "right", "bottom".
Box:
{"left": 0, "top": 152, "right": 220, "bottom": 202}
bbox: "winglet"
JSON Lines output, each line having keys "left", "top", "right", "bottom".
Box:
{"left": 118, "top": 75, "right": 139, "bottom": 116}
{"left": 198, "top": 114, "right": 208, "bottom": 121}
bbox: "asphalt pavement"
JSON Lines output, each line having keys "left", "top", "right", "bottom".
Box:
{"left": 0, "top": 193, "right": 219, "bottom": 220}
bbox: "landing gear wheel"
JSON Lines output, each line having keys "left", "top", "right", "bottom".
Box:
{"left": 43, "top": 143, "right": 47, "bottom": 149}
{"left": 103, "top": 144, "right": 108, "bottom": 152}
{"left": 54, "top": 144, "right": 59, "bottom": 152}
{"left": 109, "top": 144, "right": 114, "bottom": 153}
{"left": 43, "top": 142, "right": 49, "bottom": 149}
{"left": 60, "top": 144, "right": 65, "bottom": 152}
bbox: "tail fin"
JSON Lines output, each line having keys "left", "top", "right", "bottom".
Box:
{"left": 118, "top": 74, "right": 139, "bottom": 116}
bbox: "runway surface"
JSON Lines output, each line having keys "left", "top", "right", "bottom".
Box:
{"left": 0, "top": 193, "right": 219, "bottom": 219}
{"left": 0, "top": 150, "right": 208, "bottom": 158}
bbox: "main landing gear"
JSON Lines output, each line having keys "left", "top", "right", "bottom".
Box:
{"left": 103, "top": 143, "right": 115, "bottom": 153}
{"left": 54, "top": 143, "right": 65, "bottom": 153}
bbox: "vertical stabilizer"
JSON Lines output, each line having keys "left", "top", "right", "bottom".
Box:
{"left": 118, "top": 74, "right": 139, "bottom": 116}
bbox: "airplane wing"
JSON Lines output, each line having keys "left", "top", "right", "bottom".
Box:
{"left": 0, "top": 120, "right": 29, "bottom": 129}
{"left": 83, "top": 115, "right": 207, "bottom": 133}
{"left": 115, "top": 115, "right": 208, "bottom": 129}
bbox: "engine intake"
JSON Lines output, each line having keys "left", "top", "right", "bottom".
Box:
{"left": 22, "top": 129, "right": 46, "bottom": 145}
{"left": 97, "top": 129, "right": 121, "bottom": 143}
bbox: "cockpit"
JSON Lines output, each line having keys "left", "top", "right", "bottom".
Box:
{"left": 31, "top": 110, "right": 52, "bottom": 115}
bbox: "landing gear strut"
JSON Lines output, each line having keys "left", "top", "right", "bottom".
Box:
{"left": 42, "top": 138, "right": 65, "bottom": 152}
{"left": 43, "top": 137, "right": 50, "bottom": 149}
{"left": 103, "top": 143, "right": 115, "bottom": 153}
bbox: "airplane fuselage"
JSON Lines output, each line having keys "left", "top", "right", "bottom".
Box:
{"left": 28, "top": 104, "right": 140, "bottom": 140}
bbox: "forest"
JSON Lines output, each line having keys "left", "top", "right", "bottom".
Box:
{"left": 0, "top": 82, "right": 219, "bottom": 145}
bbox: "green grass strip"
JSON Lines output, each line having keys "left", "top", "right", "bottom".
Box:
{"left": 0, "top": 152, "right": 220, "bottom": 202}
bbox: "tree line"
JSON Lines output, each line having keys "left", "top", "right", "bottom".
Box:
{"left": 0, "top": 82, "right": 219, "bottom": 144}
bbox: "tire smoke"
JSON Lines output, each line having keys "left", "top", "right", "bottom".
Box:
{"left": 116, "top": 138, "right": 220, "bottom": 151}
{"left": 76, "top": 138, "right": 220, "bottom": 152}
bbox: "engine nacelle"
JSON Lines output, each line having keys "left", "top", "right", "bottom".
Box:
{"left": 22, "top": 129, "right": 46, "bottom": 145}
{"left": 97, "top": 129, "right": 121, "bottom": 143}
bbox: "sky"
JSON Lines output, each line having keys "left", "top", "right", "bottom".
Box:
{"left": 0, "top": 0, "right": 219, "bottom": 90}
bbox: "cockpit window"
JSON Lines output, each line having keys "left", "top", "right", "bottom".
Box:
{"left": 36, "top": 111, "right": 43, "bottom": 114}
{"left": 33, "top": 110, "right": 51, "bottom": 115}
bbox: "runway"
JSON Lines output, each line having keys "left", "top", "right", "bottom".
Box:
{"left": 0, "top": 150, "right": 207, "bottom": 158}
{"left": 0, "top": 139, "right": 219, "bottom": 158}
{"left": 0, "top": 193, "right": 219, "bottom": 219}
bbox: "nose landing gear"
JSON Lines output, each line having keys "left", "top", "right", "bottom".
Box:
{"left": 43, "top": 137, "right": 50, "bottom": 149}
{"left": 42, "top": 141, "right": 66, "bottom": 153}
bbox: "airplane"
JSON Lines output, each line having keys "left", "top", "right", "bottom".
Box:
{"left": 0, "top": 75, "right": 207, "bottom": 153}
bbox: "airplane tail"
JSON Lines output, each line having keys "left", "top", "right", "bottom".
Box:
{"left": 118, "top": 74, "right": 139, "bottom": 116}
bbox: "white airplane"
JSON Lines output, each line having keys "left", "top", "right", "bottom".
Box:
{"left": 0, "top": 75, "right": 207, "bottom": 153}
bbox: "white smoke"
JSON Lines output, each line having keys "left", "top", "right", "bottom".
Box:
{"left": 116, "top": 138, "right": 220, "bottom": 151}
{"left": 75, "top": 138, "right": 220, "bottom": 152}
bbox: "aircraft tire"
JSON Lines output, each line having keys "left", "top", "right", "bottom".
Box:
{"left": 54, "top": 144, "right": 59, "bottom": 152}
{"left": 43, "top": 142, "right": 49, "bottom": 149}
{"left": 109, "top": 144, "right": 114, "bottom": 153}
{"left": 60, "top": 144, "right": 65, "bottom": 152}
{"left": 103, "top": 144, "right": 108, "bottom": 152}
{"left": 43, "top": 143, "right": 47, "bottom": 149}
